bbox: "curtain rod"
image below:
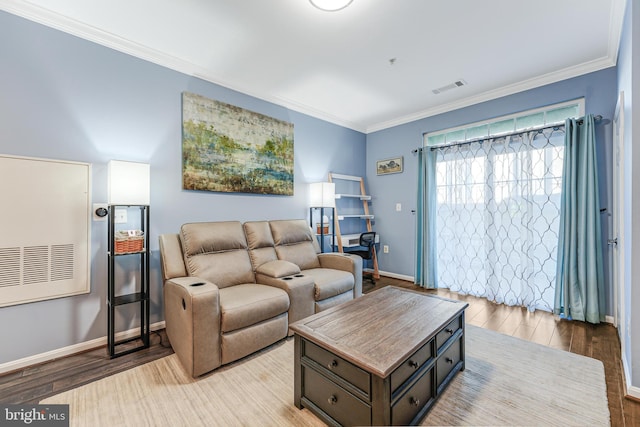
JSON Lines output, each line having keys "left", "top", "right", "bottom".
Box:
{"left": 412, "top": 114, "right": 602, "bottom": 153}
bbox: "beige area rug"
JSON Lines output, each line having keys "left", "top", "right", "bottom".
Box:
{"left": 42, "top": 325, "right": 610, "bottom": 426}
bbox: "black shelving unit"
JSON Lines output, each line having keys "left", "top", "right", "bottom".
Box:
{"left": 107, "top": 204, "right": 150, "bottom": 358}
{"left": 310, "top": 206, "right": 334, "bottom": 253}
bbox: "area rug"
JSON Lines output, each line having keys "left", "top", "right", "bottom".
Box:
{"left": 42, "top": 325, "right": 610, "bottom": 426}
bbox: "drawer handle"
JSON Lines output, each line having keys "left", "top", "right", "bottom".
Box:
{"left": 410, "top": 397, "right": 420, "bottom": 407}
{"left": 445, "top": 328, "right": 454, "bottom": 334}
{"left": 408, "top": 360, "right": 419, "bottom": 369}
{"left": 445, "top": 357, "right": 454, "bottom": 364}
{"left": 328, "top": 395, "right": 338, "bottom": 405}
{"left": 328, "top": 360, "right": 338, "bottom": 369}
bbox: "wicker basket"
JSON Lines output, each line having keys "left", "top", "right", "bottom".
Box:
{"left": 316, "top": 224, "right": 329, "bottom": 234}
{"left": 114, "top": 230, "right": 144, "bottom": 254}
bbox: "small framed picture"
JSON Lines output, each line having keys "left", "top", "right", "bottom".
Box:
{"left": 376, "top": 156, "right": 403, "bottom": 175}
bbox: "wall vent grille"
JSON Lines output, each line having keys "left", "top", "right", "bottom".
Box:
{"left": 0, "top": 244, "right": 76, "bottom": 288}
{"left": 432, "top": 79, "right": 467, "bottom": 95}
{"left": 0, "top": 155, "right": 90, "bottom": 307}
{"left": 23, "top": 245, "right": 49, "bottom": 285}
{"left": 52, "top": 244, "right": 74, "bottom": 281}
{"left": 0, "top": 247, "right": 20, "bottom": 288}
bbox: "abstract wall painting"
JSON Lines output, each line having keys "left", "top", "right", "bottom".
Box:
{"left": 182, "top": 92, "right": 294, "bottom": 195}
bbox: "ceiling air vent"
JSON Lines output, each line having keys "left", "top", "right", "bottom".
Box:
{"left": 432, "top": 79, "right": 467, "bottom": 95}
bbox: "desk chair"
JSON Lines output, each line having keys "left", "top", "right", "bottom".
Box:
{"left": 344, "top": 232, "right": 376, "bottom": 285}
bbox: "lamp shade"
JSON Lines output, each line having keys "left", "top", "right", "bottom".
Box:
{"left": 310, "top": 182, "right": 335, "bottom": 207}
{"left": 108, "top": 160, "right": 150, "bottom": 205}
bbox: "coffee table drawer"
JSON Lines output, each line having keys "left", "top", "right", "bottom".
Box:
{"left": 303, "top": 340, "right": 370, "bottom": 396}
{"left": 303, "top": 366, "right": 371, "bottom": 426}
{"left": 390, "top": 339, "right": 433, "bottom": 393}
{"left": 436, "top": 337, "right": 462, "bottom": 389}
{"left": 436, "top": 315, "right": 462, "bottom": 350}
{"left": 391, "top": 367, "right": 433, "bottom": 426}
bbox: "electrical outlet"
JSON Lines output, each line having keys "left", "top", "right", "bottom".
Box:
{"left": 396, "top": 203, "right": 402, "bottom": 212}
{"left": 383, "top": 245, "right": 389, "bottom": 253}
{"left": 114, "top": 208, "right": 128, "bottom": 224}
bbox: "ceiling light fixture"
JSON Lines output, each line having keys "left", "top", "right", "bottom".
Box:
{"left": 309, "top": 0, "right": 353, "bottom": 12}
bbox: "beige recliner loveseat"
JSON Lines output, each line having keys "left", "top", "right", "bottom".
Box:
{"left": 159, "top": 219, "right": 362, "bottom": 377}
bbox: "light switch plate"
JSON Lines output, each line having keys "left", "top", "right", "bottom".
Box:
{"left": 114, "top": 208, "right": 128, "bottom": 224}
{"left": 396, "top": 203, "right": 402, "bottom": 212}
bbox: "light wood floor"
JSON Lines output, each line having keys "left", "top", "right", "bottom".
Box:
{"left": 365, "top": 277, "right": 640, "bottom": 427}
{"left": 1, "top": 277, "right": 639, "bottom": 426}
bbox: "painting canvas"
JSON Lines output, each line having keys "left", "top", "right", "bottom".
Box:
{"left": 182, "top": 92, "right": 294, "bottom": 195}
{"left": 376, "top": 156, "right": 403, "bottom": 175}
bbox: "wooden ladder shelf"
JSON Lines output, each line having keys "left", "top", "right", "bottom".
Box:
{"left": 329, "top": 172, "right": 379, "bottom": 280}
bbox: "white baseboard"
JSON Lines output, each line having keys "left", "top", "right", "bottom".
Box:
{"left": 0, "top": 321, "right": 166, "bottom": 375}
{"left": 620, "top": 351, "right": 640, "bottom": 399}
{"left": 371, "top": 269, "right": 415, "bottom": 283}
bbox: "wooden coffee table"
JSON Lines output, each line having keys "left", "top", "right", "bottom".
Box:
{"left": 291, "top": 286, "right": 468, "bottom": 426}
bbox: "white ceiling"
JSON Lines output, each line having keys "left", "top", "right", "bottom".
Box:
{"left": 1, "top": 0, "right": 625, "bottom": 133}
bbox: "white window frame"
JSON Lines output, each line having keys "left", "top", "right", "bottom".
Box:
{"left": 425, "top": 98, "right": 585, "bottom": 147}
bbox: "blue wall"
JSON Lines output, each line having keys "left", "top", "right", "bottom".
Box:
{"left": 366, "top": 67, "right": 618, "bottom": 311}
{"left": 0, "top": 11, "right": 365, "bottom": 364}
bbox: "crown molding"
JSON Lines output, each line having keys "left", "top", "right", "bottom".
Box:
{"left": 0, "top": 1, "right": 367, "bottom": 133}
{"left": 1, "top": 0, "right": 624, "bottom": 135}
{"left": 365, "top": 56, "right": 617, "bottom": 134}
{"left": 365, "top": 0, "right": 624, "bottom": 133}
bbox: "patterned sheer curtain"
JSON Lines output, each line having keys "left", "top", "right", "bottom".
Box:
{"left": 431, "top": 127, "right": 565, "bottom": 312}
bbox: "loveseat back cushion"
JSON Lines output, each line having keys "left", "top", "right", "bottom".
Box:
{"left": 180, "top": 221, "right": 255, "bottom": 288}
{"left": 276, "top": 243, "right": 321, "bottom": 271}
{"left": 269, "top": 220, "right": 321, "bottom": 270}
{"left": 244, "top": 221, "right": 278, "bottom": 269}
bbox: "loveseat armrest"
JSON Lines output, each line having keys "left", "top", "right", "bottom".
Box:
{"left": 318, "top": 253, "right": 363, "bottom": 298}
{"left": 164, "top": 277, "right": 221, "bottom": 377}
{"left": 256, "top": 261, "right": 315, "bottom": 331}
{"left": 256, "top": 259, "right": 301, "bottom": 278}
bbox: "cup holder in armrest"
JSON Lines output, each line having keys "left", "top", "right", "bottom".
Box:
{"left": 190, "top": 282, "right": 205, "bottom": 286}
{"left": 283, "top": 277, "right": 293, "bottom": 281}
{"left": 294, "top": 274, "right": 304, "bottom": 278}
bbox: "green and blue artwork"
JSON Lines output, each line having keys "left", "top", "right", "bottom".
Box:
{"left": 182, "top": 92, "right": 294, "bottom": 195}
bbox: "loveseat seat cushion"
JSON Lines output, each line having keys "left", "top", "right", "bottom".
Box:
{"left": 219, "top": 284, "right": 290, "bottom": 332}
{"left": 302, "top": 268, "right": 354, "bottom": 301}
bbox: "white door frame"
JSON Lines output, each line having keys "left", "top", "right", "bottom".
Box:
{"left": 612, "top": 91, "right": 625, "bottom": 345}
